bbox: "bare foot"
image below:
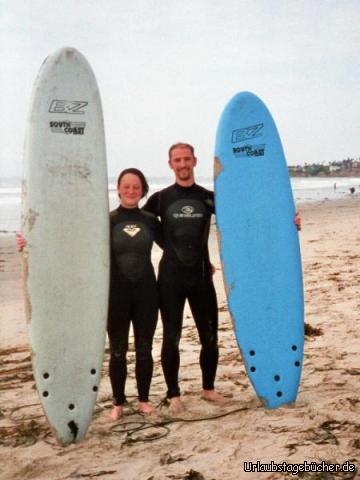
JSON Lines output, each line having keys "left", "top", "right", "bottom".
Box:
{"left": 169, "top": 396, "right": 184, "bottom": 414}
{"left": 138, "top": 402, "right": 155, "bottom": 415}
{"left": 109, "top": 405, "right": 123, "bottom": 421}
{"left": 201, "top": 389, "right": 226, "bottom": 404}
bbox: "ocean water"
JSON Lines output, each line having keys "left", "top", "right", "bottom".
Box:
{"left": 0, "top": 176, "right": 359, "bottom": 234}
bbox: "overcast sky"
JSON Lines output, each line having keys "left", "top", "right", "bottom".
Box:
{"left": 1, "top": 0, "right": 359, "bottom": 178}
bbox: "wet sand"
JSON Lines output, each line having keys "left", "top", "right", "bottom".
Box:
{"left": 1, "top": 196, "right": 359, "bottom": 480}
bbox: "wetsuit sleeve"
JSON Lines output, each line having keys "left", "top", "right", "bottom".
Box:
{"left": 153, "top": 217, "right": 163, "bottom": 249}
{"left": 206, "top": 191, "right": 215, "bottom": 215}
{"left": 109, "top": 213, "right": 116, "bottom": 286}
{"left": 204, "top": 246, "right": 213, "bottom": 275}
{"left": 204, "top": 191, "right": 214, "bottom": 273}
{"left": 143, "top": 192, "right": 160, "bottom": 216}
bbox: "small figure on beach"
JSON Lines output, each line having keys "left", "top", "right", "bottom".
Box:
{"left": 350, "top": 187, "right": 355, "bottom": 195}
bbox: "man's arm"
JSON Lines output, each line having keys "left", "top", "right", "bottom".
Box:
{"left": 142, "top": 192, "right": 160, "bottom": 216}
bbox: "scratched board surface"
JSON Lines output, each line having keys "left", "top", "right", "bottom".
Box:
{"left": 22, "top": 47, "right": 109, "bottom": 443}
{"left": 214, "top": 91, "right": 304, "bottom": 408}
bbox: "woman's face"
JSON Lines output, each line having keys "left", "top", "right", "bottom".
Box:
{"left": 117, "top": 173, "right": 143, "bottom": 208}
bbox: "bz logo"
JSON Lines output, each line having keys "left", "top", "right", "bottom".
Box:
{"left": 49, "top": 100, "right": 88, "bottom": 114}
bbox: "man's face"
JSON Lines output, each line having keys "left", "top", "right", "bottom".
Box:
{"left": 168, "top": 147, "right": 197, "bottom": 182}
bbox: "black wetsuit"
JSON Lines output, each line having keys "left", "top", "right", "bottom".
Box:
{"left": 143, "top": 183, "right": 218, "bottom": 399}
{"left": 108, "top": 206, "right": 161, "bottom": 405}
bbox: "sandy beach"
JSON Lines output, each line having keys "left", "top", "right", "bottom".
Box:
{"left": 1, "top": 196, "right": 360, "bottom": 480}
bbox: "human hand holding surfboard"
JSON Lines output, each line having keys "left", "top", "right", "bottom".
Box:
{"left": 15, "top": 232, "right": 26, "bottom": 252}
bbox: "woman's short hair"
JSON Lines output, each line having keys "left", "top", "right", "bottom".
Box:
{"left": 117, "top": 168, "right": 149, "bottom": 198}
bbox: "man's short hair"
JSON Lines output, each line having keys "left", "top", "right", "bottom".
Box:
{"left": 168, "top": 142, "right": 195, "bottom": 159}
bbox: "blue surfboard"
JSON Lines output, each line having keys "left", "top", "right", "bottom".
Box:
{"left": 214, "top": 92, "right": 304, "bottom": 408}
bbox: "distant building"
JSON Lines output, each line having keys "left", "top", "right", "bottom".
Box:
{"left": 288, "top": 157, "right": 360, "bottom": 177}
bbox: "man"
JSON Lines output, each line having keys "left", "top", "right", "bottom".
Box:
{"left": 143, "top": 143, "right": 224, "bottom": 412}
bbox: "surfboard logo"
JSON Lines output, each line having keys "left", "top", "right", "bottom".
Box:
{"left": 49, "top": 100, "right": 88, "bottom": 114}
{"left": 233, "top": 144, "right": 265, "bottom": 158}
{"left": 123, "top": 225, "right": 141, "bottom": 237}
{"left": 232, "top": 123, "right": 264, "bottom": 143}
{"left": 49, "top": 121, "right": 86, "bottom": 135}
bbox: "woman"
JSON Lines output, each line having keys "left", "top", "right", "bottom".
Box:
{"left": 17, "top": 168, "right": 162, "bottom": 421}
{"left": 107, "top": 168, "right": 161, "bottom": 420}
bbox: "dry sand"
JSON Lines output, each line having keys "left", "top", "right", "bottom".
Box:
{"left": 1, "top": 197, "right": 360, "bottom": 480}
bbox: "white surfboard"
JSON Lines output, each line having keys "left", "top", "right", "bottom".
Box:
{"left": 22, "top": 47, "right": 110, "bottom": 444}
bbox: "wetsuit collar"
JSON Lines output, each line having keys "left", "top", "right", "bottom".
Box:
{"left": 117, "top": 205, "right": 141, "bottom": 213}
{"left": 173, "top": 182, "right": 197, "bottom": 192}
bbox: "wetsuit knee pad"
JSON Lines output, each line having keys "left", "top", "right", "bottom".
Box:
{"left": 109, "top": 343, "right": 128, "bottom": 361}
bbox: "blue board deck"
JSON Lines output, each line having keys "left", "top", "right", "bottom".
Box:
{"left": 214, "top": 92, "right": 304, "bottom": 408}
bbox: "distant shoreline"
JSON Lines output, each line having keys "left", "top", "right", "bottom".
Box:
{"left": 289, "top": 173, "right": 360, "bottom": 178}
{"left": 1, "top": 174, "right": 360, "bottom": 183}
